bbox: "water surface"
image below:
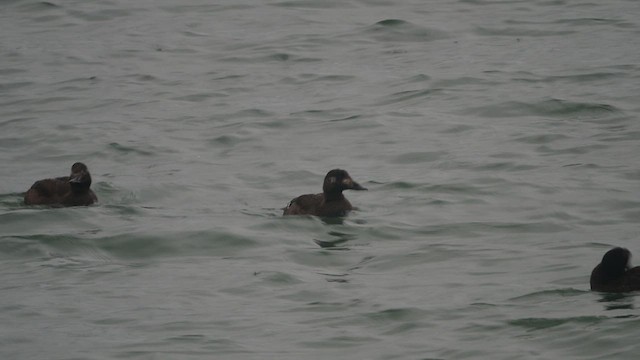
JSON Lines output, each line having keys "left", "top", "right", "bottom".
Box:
{"left": 2, "top": 0, "right": 640, "bottom": 359}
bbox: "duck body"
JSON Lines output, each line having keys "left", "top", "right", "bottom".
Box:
{"left": 590, "top": 247, "right": 640, "bottom": 293}
{"left": 24, "top": 162, "right": 97, "bottom": 207}
{"left": 284, "top": 193, "right": 354, "bottom": 217}
{"left": 283, "top": 169, "right": 366, "bottom": 217}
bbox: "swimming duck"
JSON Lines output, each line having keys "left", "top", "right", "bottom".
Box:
{"left": 590, "top": 247, "right": 640, "bottom": 292}
{"left": 283, "top": 169, "right": 367, "bottom": 217}
{"left": 24, "top": 162, "right": 98, "bottom": 207}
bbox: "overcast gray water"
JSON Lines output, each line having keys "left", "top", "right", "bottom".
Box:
{"left": 1, "top": 0, "right": 640, "bottom": 359}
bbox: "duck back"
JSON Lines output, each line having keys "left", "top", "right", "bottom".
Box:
{"left": 24, "top": 177, "right": 71, "bottom": 205}
{"left": 283, "top": 193, "right": 353, "bottom": 217}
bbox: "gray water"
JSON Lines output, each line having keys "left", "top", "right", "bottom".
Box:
{"left": 2, "top": 0, "right": 640, "bottom": 359}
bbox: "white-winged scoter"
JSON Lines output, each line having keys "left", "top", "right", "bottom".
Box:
{"left": 24, "top": 162, "right": 97, "bottom": 207}
{"left": 283, "top": 169, "right": 366, "bottom": 217}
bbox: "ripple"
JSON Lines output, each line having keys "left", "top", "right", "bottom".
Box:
{"left": 513, "top": 133, "right": 569, "bottom": 144}
{"left": 475, "top": 26, "right": 575, "bottom": 37}
{"left": 463, "top": 99, "right": 621, "bottom": 119}
{"left": 536, "top": 144, "right": 609, "bottom": 155}
{"left": 220, "top": 52, "right": 322, "bottom": 64}
{"left": 171, "top": 93, "right": 225, "bottom": 102}
{"left": 364, "top": 307, "right": 430, "bottom": 323}
{"left": 281, "top": 74, "right": 357, "bottom": 85}
{"left": 360, "top": 19, "right": 449, "bottom": 42}
{"left": 554, "top": 17, "right": 634, "bottom": 29}
{"left": 0, "top": 81, "right": 34, "bottom": 91}
{"left": 509, "top": 316, "right": 603, "bottom": 330}
{"left": 0, "top": 192, "right": 24, "bottom": 208}
{"left": 108, "top": 142, "right": 156, "bottom": 156}
{"left": 160, "top": 4, "right": 251, "bottom": 14}
{"left": 300, "top": 335, "right": 380, "bottom": 349}
{"left": 97, "top": 230, "right": 260, "bottom": 259}
{"left": 272, "top": 0, "right": 353, "bottom": 9}
{"left": 509, "top": 288, "right": 586, "bottom": 301}
{"left": 67, "top": 8, "right": 134, "bottom": 22}
{"left": 472, "top": 161, "right": 540, "bottom": 172}
{"left": 1, "top": 234, "right": 115, "bottom": 266}
{"left": 391, "top": 151, "right": 446, "bottom": 164}
{"left": 0, "top": 68, "right": 28, "bottom": 75}
{"left": 375, "top": 88, "right": 440, "bottom": 106}
{"left": 514, "top": 71, "right": 627, "bottom": 84}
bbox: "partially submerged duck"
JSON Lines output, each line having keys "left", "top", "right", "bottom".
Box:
{"left": 24, "top": 162, "right": 97, "bottom": 207}
{"left": 283, "top": 169, "right": 366, "bottom": 217}
{"left": 590, "top": 247, "right": 640, "bottom": 293}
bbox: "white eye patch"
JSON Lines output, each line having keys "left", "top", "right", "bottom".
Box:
{"left": 328, "top": 177, "right": 337, "bottom": 184}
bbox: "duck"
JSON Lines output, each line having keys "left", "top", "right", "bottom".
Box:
{"left": 283, "top": 169, "right": 367, "bottom": 217}
{"left": 590, "top": 247, "right": 640, "bottom": 292}
{"left": 24, "top": 162, "right": 98, "bottom": 207}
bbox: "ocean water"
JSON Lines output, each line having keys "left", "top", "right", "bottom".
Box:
{"left": 1, "top": 0, "right": 640, "bottom": 358}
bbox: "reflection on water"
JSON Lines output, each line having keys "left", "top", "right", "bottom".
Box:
{"left": 597, "top": 292, "right": 636, "bottom": 311}
{"left": 314, "top": 229, "right": 357, "bottom": 249}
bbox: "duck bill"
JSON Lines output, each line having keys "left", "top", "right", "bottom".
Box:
{"left": 350, "top": 181, "right": 367, "bottom": 191}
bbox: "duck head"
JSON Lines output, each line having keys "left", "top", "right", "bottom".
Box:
{"left": 600, "top": 247, "right": 631, "bottom": 279}
{"left": 68, "top": 162, "right": 92, "bottom": 192}
{"left": 322, "top": 169, "right": 367, "bottom": 194}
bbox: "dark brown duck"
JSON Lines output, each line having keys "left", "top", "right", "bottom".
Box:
{"left": 24, "top": 162, "right": 98, "bottom": 207}
{"left": 590, "top": 247, "right": 640, "bottom": 293}
{"left": 283, "top": 169, "right": 366, "bottom": 217}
